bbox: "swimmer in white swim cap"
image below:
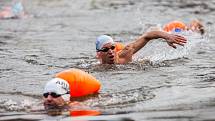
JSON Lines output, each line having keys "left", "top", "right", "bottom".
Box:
{"left": 43, "top": 78, "right": 70, "bottom": 110}
{"left": 43, "top": 68, "right": 101, "bottom": 114}
{"left": 96, "top": 31, "right": 187, "bottom": 64}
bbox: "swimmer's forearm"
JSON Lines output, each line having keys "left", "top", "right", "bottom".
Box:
{"left": 125, "top": 31, "right": 172, "bottom": 54}
{"left": 143, "top": 31, "right": 169, "bottom": 41}
{"left": 127, "top": 31, "right": 167, "bottom": 54}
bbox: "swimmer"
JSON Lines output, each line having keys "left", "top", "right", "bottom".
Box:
{"left": 163, "top": 20, "right": 205, "bottom": 35}
{"left": 96, "top": 31, "right": 187, "bottom": 64}
{"left": 43, "top": 69, "right": 101, "bottom": 116}
{"left": 0, "top": 2, "right": 26, "bottom": 19}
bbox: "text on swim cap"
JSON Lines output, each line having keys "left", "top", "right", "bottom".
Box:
{"left": 56, "top": 81, "right": 69, "bottom": 91}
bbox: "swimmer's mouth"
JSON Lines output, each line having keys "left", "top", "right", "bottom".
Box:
{"left": 44, "top": 104, "right": 59, "bottom": 110}
{"left": 108, "top": 57, "right": 114, "bottom": 64}
{"left": 45, "top": 106, "right": 64, "bottom": 116}
{"left": 109, "top": 55, "right": 114, "bottom": 58}
{"left": 44, "top": 103, "right": 67, "bottom": 110}
{"left": 44, "top": 104, "right": 69, "bottom": 116}
{"left": 108, "top": 54, "right": 114, "bottom": 61}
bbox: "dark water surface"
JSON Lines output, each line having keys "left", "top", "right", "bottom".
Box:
{"left": 0, "top": 0, "right": 215, "bottom": 121}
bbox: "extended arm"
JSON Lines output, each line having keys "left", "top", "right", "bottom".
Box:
{"left": 120, "top": 31, "right": 187, "bottom": 57}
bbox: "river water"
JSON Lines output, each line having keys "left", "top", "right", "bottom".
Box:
{"left": 0, "top": 0, "right": 215, "bottom": 121}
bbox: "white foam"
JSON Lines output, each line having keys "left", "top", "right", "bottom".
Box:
{"left": 134, "top": 31, "right": 206, "bottom": 64}
{"left": 0, "top": 98, "right": 38, "bottom": 111}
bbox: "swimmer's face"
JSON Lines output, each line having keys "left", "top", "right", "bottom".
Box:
{"left": 43, "top": 92, "right": 67, "bottom": 110}
{"left": 97, "top": 43, "right": 116, "bottom": 64}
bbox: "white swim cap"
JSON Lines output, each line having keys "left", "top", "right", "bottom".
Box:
{"left": 96, "top": 35, "right": 114, "bottom": 51}
{"left": 44, "top": 78, "right": 70, "bottom": 102}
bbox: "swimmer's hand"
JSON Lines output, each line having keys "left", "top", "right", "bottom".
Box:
{"left": 165, "top": 34, "right": 187, "bottom": 49}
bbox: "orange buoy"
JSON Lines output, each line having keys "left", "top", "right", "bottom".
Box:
{"left": 70, "top": 110, "right": 101, "bottom": 116}
{"left": 55, "top": 69, "right": 101, "bottom": 97}
{"left": 163, "top": 21, "right": 187, "bottom": 32}
{"left": 68, "top": 102, "right": 101, "bottom": 116}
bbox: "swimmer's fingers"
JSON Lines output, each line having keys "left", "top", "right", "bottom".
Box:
{"left": 174, "top": 41, "right": 185, "bottom": 46}
{"left": 167, "top": 42, "right": 177, "bottom": 49}
{"left": 165, "top": 34, "right": 187, "bottom": 48}
{"left": 172, "top": 35, "right": 187, "bottom": 46}
{"left": 174, "top": 38, "right": 186, "bottom": 46}
{"left": 166, "top": 34, "right": 186, "bottom": 43}
{"left": 174, "top": 35, "right": 187, "bottom": 43}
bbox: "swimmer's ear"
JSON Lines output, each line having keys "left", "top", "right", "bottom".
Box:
{"left": 199, "top": 27, "right": 205, "bottom": 35}
{"left": 191, "top": 19, "right": 205, "bottom": 35}
{"left": 185, "top": 26, "right": 189, "bottom": 31}
{"left": 197, "top": 22, "right": 205, "bottom": 35}
{"left": 96, "top": 52, "right": 100, "bottom": 59}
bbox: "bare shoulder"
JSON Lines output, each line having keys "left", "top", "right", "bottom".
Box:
{"left": 117, "top": 44, "right": 134, "bottom": 63}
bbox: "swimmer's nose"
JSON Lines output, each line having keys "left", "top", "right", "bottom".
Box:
{"left": 46, "top": 95, "right": 53, "bottom": 101}
{"left": 108, "top": 48, "right": 114, "bottom": 54}
{"left": 108, "top": 51, "right": 114, "bottom": 58}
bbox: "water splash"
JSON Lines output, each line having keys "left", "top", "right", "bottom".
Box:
{"left": 0, "top": 98, "right": 40, "bottom": 112}
{"left": 135, "top": 31, "right": 206, "bottom": 64}
{"left": 80, "top": 86, "right": 155, "bottom": 112}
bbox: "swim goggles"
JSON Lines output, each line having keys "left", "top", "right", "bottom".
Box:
{"left": 43, "top": 92, "right": 70, "bottom": 98}
{"left": 97, "top": 45, "right": 115, "bottom": 52}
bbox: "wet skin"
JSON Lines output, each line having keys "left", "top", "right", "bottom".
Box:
{"left": 98, "top": 43, "right": 117, "bottom": 64}
{"left": 43, "top": 94, "right": 66, "bottom": 110}
{"left": 97, "top": 31, "right": 187, "bottom": 64}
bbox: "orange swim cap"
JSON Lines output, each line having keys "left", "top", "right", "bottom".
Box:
{"left": 163, "top": 21, "right": 187, "bottom": 32}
